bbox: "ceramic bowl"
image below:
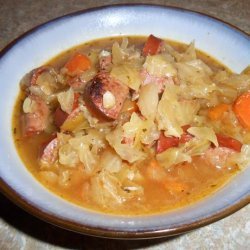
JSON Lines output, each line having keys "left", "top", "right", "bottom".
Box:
{"left": 0, "top": 4, "right": 249, "bottom": 239}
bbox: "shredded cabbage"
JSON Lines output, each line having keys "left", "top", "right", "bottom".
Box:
{"left": 143, "top": 54, "right": 177, "bottom": 77}
{"left": 100, "top": 149, "right": 122, "bottom": 173}
{"left": 89, "top": 170, "right": 140, "bottom": 208}
{"left": 137, "top": 83, "right": 159, "bottom": 120}
{"left": 227, "top": 144, "right": 250, "bottom": 169}
{"left": 106, "top": 127, "right": 146, "bottom": 163}
{"left": 57, "top": 88, "right": 74, "bottom": 114}
{"left": 157, "top": 147, "right": 191, "bottom": 169}
{"left": 110, "top": 63, "right": 142, "bottom": 91}
{"left": 157, "top": 85, "right": 200, "bottom": 137}
{"left": 187, "top": 127, "right": 218, "bottom": 147}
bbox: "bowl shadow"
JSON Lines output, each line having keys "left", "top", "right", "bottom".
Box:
{"left": 0, "top": 193, "right": 182, "bottom": 249}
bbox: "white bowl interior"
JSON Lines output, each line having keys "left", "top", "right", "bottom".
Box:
{"left": 0, "top": 5, "right": 249, "bottom": 233}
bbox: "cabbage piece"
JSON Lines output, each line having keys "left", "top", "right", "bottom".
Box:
{"left": 156, "top": 85, "right": 200, "bottom": 137}
{"left": 227, "top": 144, "right": 250, "bottom": 169}
{"left": 57, "top": 133, "right": 72, "bottom": 146}
{"left": 68, "top": 133, "right": 105, "bottom": 175}
{"left": 117, "top": 164, "right": 144, "bottom": 182}
{"left": 89, "top": 170, "right": 133, "bottom": 208}
{"left": 80, "top": 129, "right": 107, "bottom": 154}
{"left": 36, "top": 69, "right": 61, "bottom": 95}
{"left": 213, "top": 70, "right": 230, "bottom": 83}
{"left": 122, "top": 112, "right": 144, "bottom": 141}
{"left": 220, "top": 73, "right": 250, "bottom": 95}
{"left": 106, "top": 127, "right": 146, "bottom": 163}
{"left": 182, "top": 138, "right": 211, "bottom": 156}
{"left": 156, "top": 147, "right": 191, "bottom": 169}
{"left": 57, "top": 87, "right": 74, "bottom": 114}
{"left": 80, "top": 104, "right": 99, "bottom": 128}
{"left": 140, "top": 119, "right": 160, "bottom": 145}
{"left": 162, "top": 41, "right": 182, "bottom": 61}
{"left": 69, "top": 137, "right": 97, "bottom": 175}
{"left": 112, "top": 37, "right": 142, "bottom": 65}
{"left": 61, "top": 110, "right": 90, "bottom": 132}
{"left": 122, "top": 112, "right": 159, "bottom": 146}
{"left": 143, "top": 54, "right": 177, "bottom": 77}
{"left": 178, "top": 41, "right": 197, "bottom": 62}
{"left": 187, "top": 127, "right": 218, "bottom": 147}
{"left": 23, "top": 96, "right": 38, "bottom": 113}
{"left": 110, "top": 63, "right": 142, "bottom": 91}
{"left": 58, "top": 170, "right": 71, "bottom": 188}
{"left": 100, "top": 149, "right": 122, "bottom": 173}
{"left": 157, "top": 138, "right": 211, "bottom": 169}
{"left": 112, "top": 42, "right": 124, "bottom": 65}
{"left": 162, "top": 41, "right": 196, "bottom": 62}
{"left": 79, "top": 68, "right": 97, "bottom": 83}
{"left": 59, "top": 144, "right": 79, "bottom": 167}
{"left": 39, "top": 171, "right": 58, "bottom": 184}
{"left": 186, "top": 59, "right": 213, "bottom": 76}
{"left": 137, "top": 83, "right": 159, "bottom": 120}
{"left": 176, "top": 62, "right": 217, "bottom": 99}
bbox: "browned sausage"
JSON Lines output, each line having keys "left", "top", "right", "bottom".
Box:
{"left": 84, "top": 73, "right": 129, "bottom": 120}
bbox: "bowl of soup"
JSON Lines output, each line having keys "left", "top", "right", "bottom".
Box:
{"left": 0, "top": 4, "right": 249, "bottom": 239}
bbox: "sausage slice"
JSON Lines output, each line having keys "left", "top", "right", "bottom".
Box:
{"left": 84, "top": 73, "right": 129, "bottom": 120}
{"left": 21, "top": 95, "right": 49, "bottom": 136}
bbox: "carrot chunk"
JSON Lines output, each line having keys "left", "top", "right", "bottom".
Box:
{"left": 233, "top": 91, "right": 250, "bottom": 129}
{"left": 142, "top": 34, "right": 162, "bottom": 56}
{"left": 64, "top": 53, "right": 91, "bottom": 75}
{"left": 216, "top": 134, "right": 242, "bottom": 152}
{"left": 208, "top": 104, "right": 230, "bottom": 121}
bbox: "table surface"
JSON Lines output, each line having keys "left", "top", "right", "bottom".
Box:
{"left": 0, "top": 0, "right": 249, "bottom": 249}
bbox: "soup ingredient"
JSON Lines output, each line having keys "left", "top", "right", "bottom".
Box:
{"left": 156, "top": 133, "right": 179, "bottom": 153}
{"left": 233, "top": 91, "right": 250, "bottom": 129}
{"left": 216, "top": 134, "right": 242, "bottom": 152}
{"left": 208, "top": 103, "right": 230, "bottom": 121}
{"left": 21, "top": 95, "right": 49, "bottom": 136}
{"left": 64, "top": 53, "right": 91, "bottom": 75}
{"left": 84, "top": 72, "right": 129, "bottom": 120}
{"left": 143, "top": 34, "right": 163, "bottom": 55}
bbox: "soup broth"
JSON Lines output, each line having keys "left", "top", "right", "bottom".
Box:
{"left": 13, "top": 36, "right": 250, "bottom": 215}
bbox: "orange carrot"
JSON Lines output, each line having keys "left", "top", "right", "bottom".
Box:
{"left": 64, "top": 53, "right": 91, "bottom": 75}
{"left": 208, "top": 103, "right": 230, "bottom": 121}
{"left": 142, "top": 34, "right": 162, "bottom": 56}
{"left": 233, "top": 91, "right": 250, "bottom": 129}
